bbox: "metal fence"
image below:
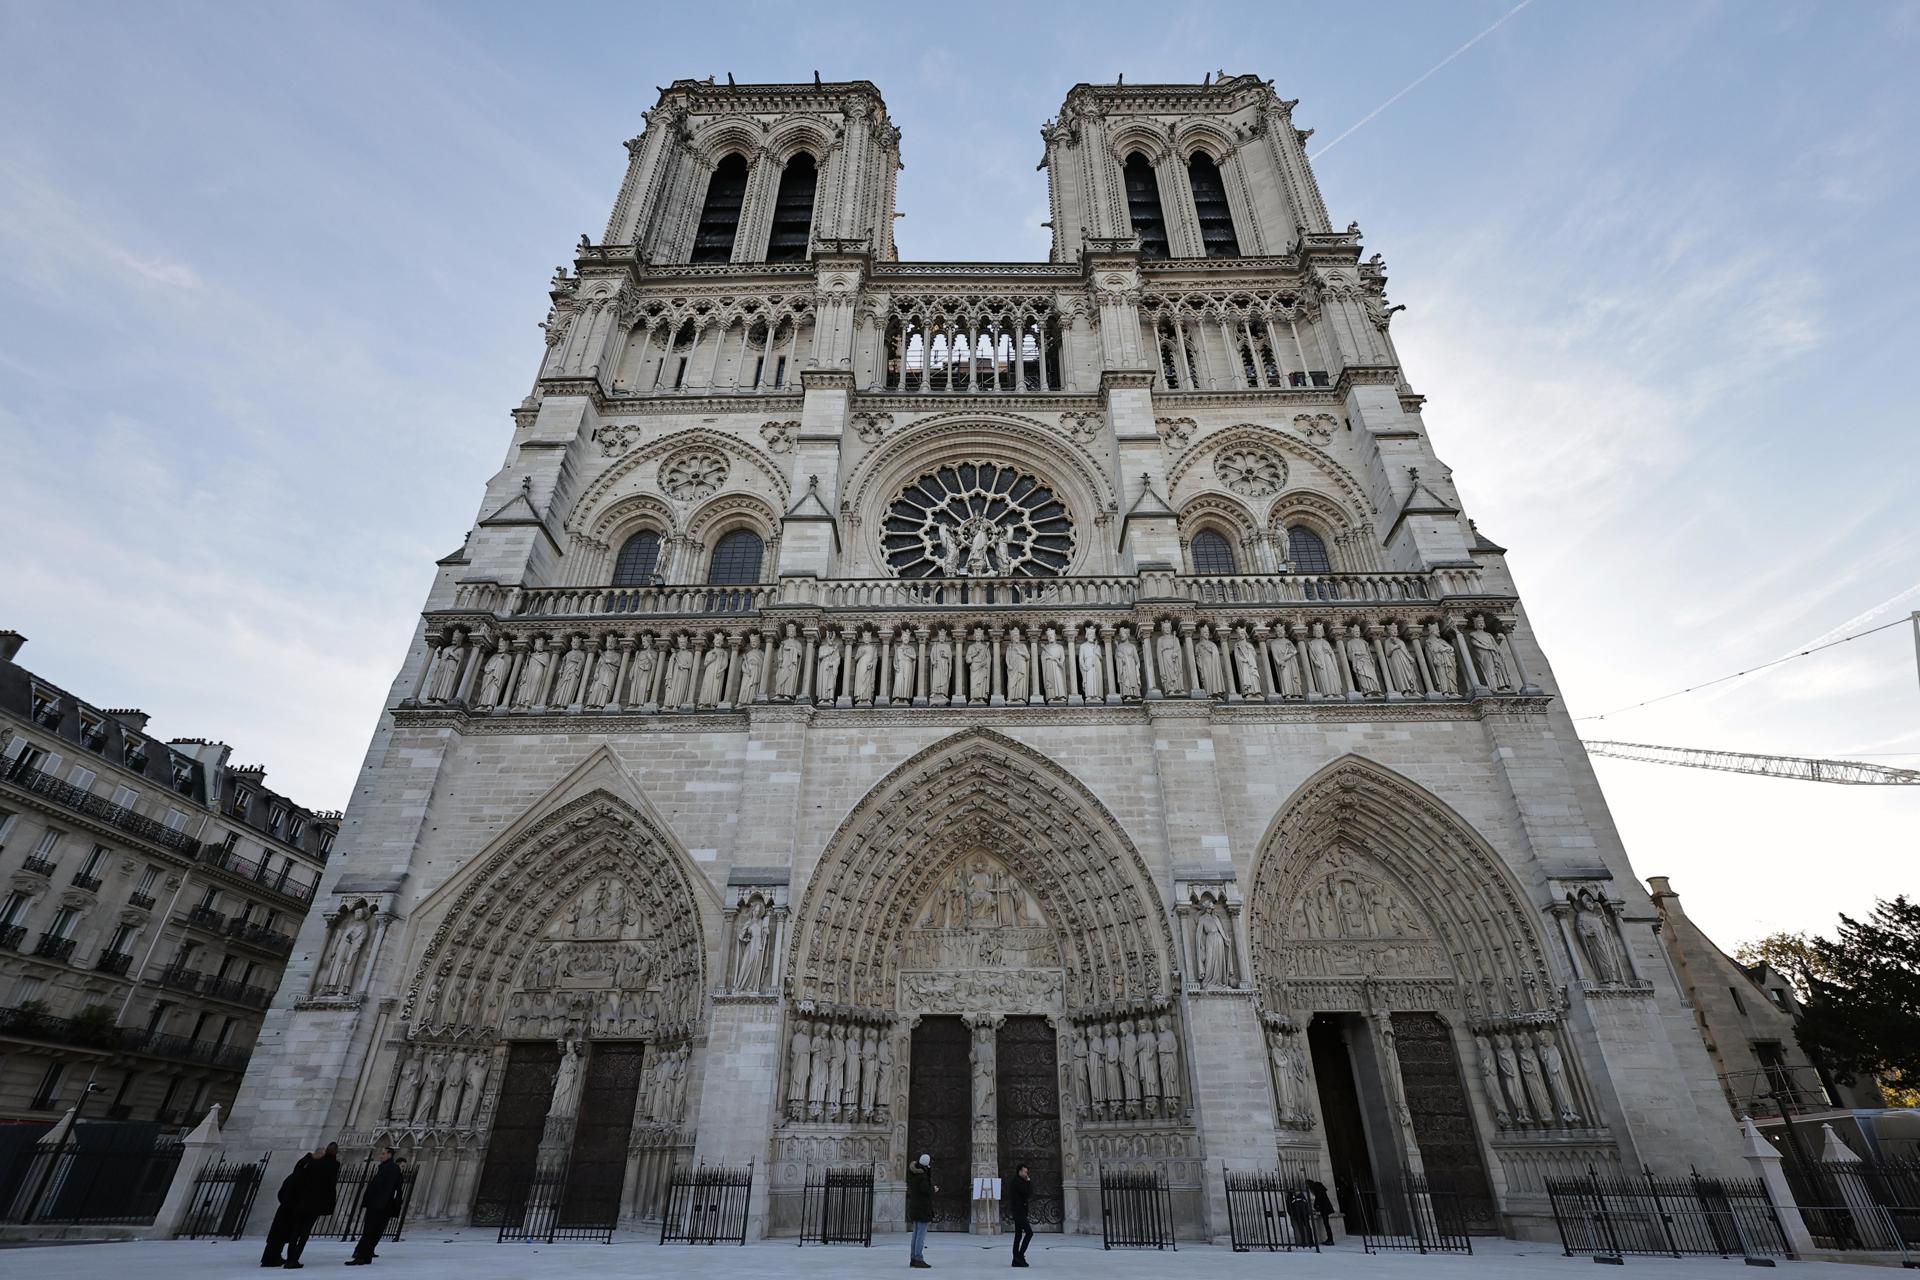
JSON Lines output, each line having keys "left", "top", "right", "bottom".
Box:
{"left": 179, "top": 1152, "right": 269, "bottom": 1240}
{"left": 798, "top": 1164, "right": 874, "bottom": 1246}
{"left": 1224, "top": 1164, "right": 1322, "bottom": 1252}
{"left": 1786, "top": 1157, "right": 1919, "bottom": 1258}
{"left": 1098, "top": 1166, "right": 1176, "bottom": 1250}
{"left": 308, "top": 1159, "right": 419, "bottom": 1243}
{"left": 660, "top": 1162, "right": 753, "bottom": 1245}
{"left": 494, "top": 1159, "right": 615, "bottom": 1244}
{"left": 0, "top": 1126, "right": 184, "bottom": 1227}
{"left": 1546, "top": 1165, "right": 1789, "bottom": 1262}
{"left": 1348, "top": 1172, "right": 1474, "bottom": 1255}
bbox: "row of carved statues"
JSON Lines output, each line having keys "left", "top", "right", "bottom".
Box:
{"left": 1066, "top": 1012, "right": 1185, "bottom": 1122}
{"left": 1476, "top": 1026, "right": 1584, "bottom": 1130}
{"left": 785, "top": 1013, "right": 894, "bottom": 1125}
{"left": 388, "top": 1044, "right": 491, "bottom": 1129}
{"left": 414, "top": 611, "right": 1532, "bottom": 713}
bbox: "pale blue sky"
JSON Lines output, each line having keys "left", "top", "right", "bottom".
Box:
{"left": 1, "top": 1, "right": 1914, "bottom": 946}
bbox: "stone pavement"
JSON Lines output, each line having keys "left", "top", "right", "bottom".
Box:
{"left": 0, "top": 1230, "right": 1878, "bottom": 1278}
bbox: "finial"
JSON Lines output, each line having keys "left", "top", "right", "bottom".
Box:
{"left": 808, "top": 474, "right": 820, "bottom": 491}
{"left": 1408, "top": 467, "right": 1420, "bottom": 484}
{"left": 521, "top": 476, "right": 532, "bottom": 498}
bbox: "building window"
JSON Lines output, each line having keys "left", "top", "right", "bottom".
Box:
{"left": 79, "top": 712, "right": 107, "bottom": 751}
{"left": 287, "top": 814, "right": 306, "bottom": 843}
{"left": 124, "top": 736, "right": 148, "bottom": 770}
{"left": 32, "top": 829, "right": 62, "bottom": 859}
{"left": 30, "top": 686, "right": 63, "bottom": 727}
{"left": 690, "top": 153, "right": 749, "bottom": 264}
{"left": 267, "top": 804, "right": 287, "bottom": 838}
{"left": 1728, "top": 985, "right": 1747, "bottom": 1017}
{"left": 68, "top": 765, "right": 96, "bottom": 793}
{"left": 1286, "top": 525, "right": 1332, "bottom": 574}
{"left": 705, "top": 530, "right": 765, "bottom": 585}
{"left": 220, "top": 831, "right": 240, "bottom": 855}
{"left": 1, "top": 892, "right": 30, "bottom": 928}
{"left": 166, "top": 808, "right": 189, "bottom": 833}
{"left": 765, "top": 152, "right": 817, "bottom": 261}
{"left": 48, "top": 905, "right": 80, "bottom": 940}
{"left": 318, "top": 830, "right": 335, "bottom": 857}
{"left": 197, "top": 886, "right": 221, "bottom": 911}
{"left": 110, "top": 785, "right": 139, "bottom": 811}
{"left": 12, "top": 973, "right": 47, "bottom": 1005}
{"left": 611, "top": 531, "right": 663, "bottom": 587}
{"left": 1187, "top": 152, "right": 1240, "bottom": 257}
{"left": 105, "top": 923, "right": 136, "bottom": 957}
{"left": 136, "top": 865, "right": 161, "bottom": 895}
{"left": 1753, "top": 1040, "right": 1798, "bottom": 1102}
{"left": 1190, "top": 530, "right": 1238, "bottom": 575}
{"left": 230, "top": 787, "right": 251, "bottom": 819}
{"left": 1123, "top": 153, "right": 1170, "bottom": 259}
{"left": 0, "top": 808, "right": 14, "bottom": 845}
{"left": 78, "top": 845, "right": 110, "bottom": 882}
{"left": 31, "top": 1061, "right": 64, "bottom": 1110}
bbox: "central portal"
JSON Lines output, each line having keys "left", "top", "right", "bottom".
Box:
{"left": 907, "top": 1016, "right": 973, "bottom": 1230}
{"left": 996, "top": 1016, "right": 1063, "bottom": 1230}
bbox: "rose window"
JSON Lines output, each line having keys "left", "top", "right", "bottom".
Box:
{"left": 660, "top": 448, "right": 728, "bottom": 501}
{"left": 1217, "top": 448, "right": 1285, "bottom": 497}
{"left": 883, "top": 462, "right": 1073, "bottom": 578}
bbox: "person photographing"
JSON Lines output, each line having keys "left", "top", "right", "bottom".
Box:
{"left": 905, "top": 1152, "right": 936, "bottom": 1268}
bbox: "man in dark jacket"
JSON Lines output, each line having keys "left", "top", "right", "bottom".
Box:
{"left": 1308, "top": 1179, "right": 1336, "bottom": 1245}
{"left": 261, "top": 1148, "right": 319, "bottom": 1267}
{"left": 1007, "top": 1162, "right": 1033, "bottom": 1267}
{"left": 905, "top": 1153, "right": 936, "bottom": 1268}
{"left": 346, "top": 1148, "right": 403, "bottom": 1266}
{"left": 281, "top": 1142, "right": 339, "bottom": 1268}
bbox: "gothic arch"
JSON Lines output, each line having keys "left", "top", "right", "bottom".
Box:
{"left": 1247, "top": 755, "right": 1555, "bottom": 1022}
{"left": 689, "top": 115, "right": 766, "bottom": 165}
{"left": 1107, "top": 125, "right": 1172, "bottom": 167}
{"left": 1170, "top": 121, "right": 1236, "bottom": 163}
{"left": 1166, "top": 424, "right": 1374, "bottom": 520}
{"left": 567, "top": 427, "right": 791, "bottom": 536}
{"left": 399, "top": 787, "right": 714, "bottom": 1040}
{"left": 566, "top": 494, "right": 679, "bottom": 585}
{"left": 766, "top": 117, "right": 832, "bottom": 163}
{"left": 785, "top": 729, "right": 1176, "bottom": 1012}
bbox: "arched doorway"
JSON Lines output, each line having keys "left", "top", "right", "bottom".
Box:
{"left": 775, "top": 730, "right": 1192, "bottom": 1235}
{"left": 1248, "top": 757, "right": 1606, "bottom": 1234}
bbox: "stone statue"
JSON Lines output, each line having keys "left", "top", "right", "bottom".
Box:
{"left": 1230, "top": 625, "right": 1261, "bottom": 696}
{"left": 1345, "top": 625, "right": 1382, "bottom": 695}
{"left": 1077, "top": 625, "right": 1104, "bottom": 700}
{"left": 1155, "top": 620, "right": 1185, "bottom": 693}
{"left": 787, "top": 1023, "right": 813, "bottom": 1112}
{"left": 663, "top": 635, "right": 694, "bottom": 709}
{"left": 808, "top": 1021, "right": 832, "bottom": 1113}
{"left": 1424, "top": 622, "right": 1459, "bottom": 695}
{"left": 852, "top": 629, "right": 878, "bottom": 703}
{"left": 1306, "top": 622, "right": 1341, "bottom": 695}
{"left": 1040, "top": 628, "right": 1069, "bottom": 702}
{"left": 1383, "top": 624, "right": 1420, "bottom": 696}
{"left": 1263, "top": 629, "right": 1302, "bottom": 698}
{"left": 857, "top": 1026, "right": 879, "bottom": 1116}
{"left": 1575, "top": 894, "right": 1624, "bottom": 984}
{"left": 1101, "top": 1021, "right": 1124, "bottom": 1109}
{"left": 1517, "top": 1033, "right": 1556, "bottom": 1124}
{"left": 1537, "top": 1030, "right": 1580, "bottom": 1125}
{"left": 1194, "top": 625, "right": 1225, "bottom": 696}
{"left": 1134, "top": 1016, "right": 1161, "bottom": 1104}
{"left": 971, "top": 1023, "right": 996, "bottom": 1116}
{"left": 319, "top": 903, "right": 371, "bottom": 993}
{"left": 965, "top": 628, "right": 991, "bottom": 702}
{"left": 669, "top": 1045, "right": 690, "bottom": 1122}
{"left": 1493, "top": 1033, "right": 1531, "bottom": 1123}
{"left": 423, "top": 630, "right": 464, "bottom": 703}
{"left": 584, "top": 639, "right": 619, "bottom": 707}
{"left": 417, "top": 1050, "right": 448, "bottom": 1123}
{"left": 926, "top": 628, "right": 953, "bottom": 700}
{"left": 474, "top": 647, "right": 511, "bottom": 708}
{"left": 436, "top": 1051, "right": 465, "bottom": 1125}
{"left": 965, "top": 519, "right": 992, "bottom": 577}
{"left": 815, "top": 631, "right": 842, "bottom": 704}
{"left": 1114, "top": 626, "right": 1142, "bottom": 699}
{"left": 1194, "top": 898, "right": 1233, "bottom": 988}
{"left": 732, "top": 898, "right": 770, "bottom": 992}
{"left": 1476, "top": 1035, "right": 1510, "bottom": 1127}
{"left": 391, "top": 1054, "right": 422, "bottom": 1120}
{"left": 1069, "top": 1028, "right": 1092, "bottom": 1115}
{"left": 1003, "top": 627, "right": 1030, "bottom": 701}
{"left": 459, "top": 1050, "right": 488, "bottom": 1127}
{"left": 1155, "top": 1015, "right": 1180, "bottom": 1111}
{"left": 1116, "top": 1019, "right": 1142, "bottom": 1109}
{"left": 738, "top": 634, "right": 765, "bottom": 701}
{"left": 936, "top": 522, "right": 961, "bottom": 576}
{"left": 1268, "top": 1027, "right": 1298, "bottom": 1122}
{"left": 891, "top": 629, "right": 916, "bottom": 700}
{"left": 1087, "top": 1024, "right": 1113, "bottom": 1111}
{"left": 773, "top": 623, "right": 803, "bottom": 699}
{"left": 697, "top": 638, "right": 730, "bottom": 707}
{"left": 630, "top": 636, "right": 660, "bottom": 705}
{"left": 874, "top": 1032, "right": 893, "bottom": 1115}
{"left": 511, "top": 637, "right": 551, "bottom": 709}
{"left": 827, "top": 1023, "right": 849, "bottom": 1111}
{"left": 1468, "top": 614, "right": 1512, "bottom": 690}
{"left": 994, "top": 525, "right": 1017, "bottom": 574}
{"left": 555, "top": 636, "right": 587, "bottom": 705}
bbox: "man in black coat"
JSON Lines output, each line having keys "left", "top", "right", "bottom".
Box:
{"left": 261, "top": 1148, "right": 319, "bottom": 1267}
{"left": 282, "top": 1142, "right": 339, "bottom": 1268}
{"left": 346, "top": 1148, "right": 403, "bottom": 1266}
{"left": 905, "top": 1153, "right": 935, "bottom": 1268}
{"left": 1007, "top": 1162, "right": 1034, "bottom": 1267}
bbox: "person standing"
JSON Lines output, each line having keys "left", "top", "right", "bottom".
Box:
{"left": 905, "top": 1152, "right": 936, "bottom": 1269}
{"left": 345, "top": 1148, "right": 403, "bottom": 1266}
{"left": 1308, "top": 1178, "right": 1336, "bottom": 1245}
{"left": 1007, "top": 1162, "right": 1033, "bottom": 1267}
{"left": 260, "top": 1148, "right": 318, "bottom": 1267}
{"left": 281, "top": 1141, "right": 339, "bottom": 1268}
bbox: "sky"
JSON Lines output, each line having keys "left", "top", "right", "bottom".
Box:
{"left": 0, "top": 1, "right": 1914, "bottom": 950}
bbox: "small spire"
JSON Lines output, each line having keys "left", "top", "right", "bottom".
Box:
{"left": 808, "top": 474, "right": 820, "bottom": 492}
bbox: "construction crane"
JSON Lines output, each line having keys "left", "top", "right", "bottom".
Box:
{"left": 1581, "top": 740, "right": 1920, "bottom": 786}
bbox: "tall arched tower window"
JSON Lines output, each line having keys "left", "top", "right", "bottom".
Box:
{"left": 765, "top": 153, "right": 817, "bottom": 262}
{"left": 611, "top": 531, "right": 662, "bottom": 586}
{"left": 705, "top": 529, "right": 765, "bottom": 584}
{"left": 691, "top": 153, "right": 749, "bottom": 264}
{"left": 1123, "top": 153, "right": 1170, "bottom": 260}
{"left": 1187, "top": 152, "right": 1241, "bottom": 257}
{"left": 1190, "top": 529, "right": 1237, "bottom": 575}
{"left": 1287, "top": 525, "right": 1332, "bottom": 573}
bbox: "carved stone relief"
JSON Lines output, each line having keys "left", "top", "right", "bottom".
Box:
{"left": 1216, "top": 447, "right": 1285, "bottom": 497}
{"left": 659, "top": 447, "right": 729, "bottom": 501}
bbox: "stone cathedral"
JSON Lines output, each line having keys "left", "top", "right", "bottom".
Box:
{"left": 225, "top": 74, "right": 1744, "bottom": 1242}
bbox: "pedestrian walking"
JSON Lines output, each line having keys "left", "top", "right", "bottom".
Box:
{"left": 1007, "top": 1162, "right": 1033, "bottom": 1267}
{"left": 905, "top": 1152, "right": 936, "bottom": 1268}
{"left": 282, "top": 1142, "right": 340, "bottom": 1268}
{"left": 261, "top": 1148, "right": 321, "bottom": 1268}
{"left": 1308, "top": 1179, "right": 1335, "bottom": 1245}
{"left": 345, "top": 1148, "right": 403, "bottom": 1266}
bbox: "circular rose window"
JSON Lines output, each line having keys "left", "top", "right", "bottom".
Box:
{"left": 882, "top": 462, "right": 1073, "bottom": 578}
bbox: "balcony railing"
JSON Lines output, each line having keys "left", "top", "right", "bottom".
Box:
{"left": 184, "top": 904, "right": 227, "bottom": 932}
{"left": 128, "top": 891, "right": 156, "bottom": 911}
{"left": 194, "top": 844, "right": 318, "bottom": 905}
{"left": 32, "top": 934, "right": 77, "bottom": 963}
{"left": 152, "top": 964, "right": 203, "bottom": 993}
{"left": 0, "top": 924, "right": 25, "bottom": 952}
{"left": 225, "top": 918, "right": 295, "bottom": 955}
{"left": 203, "top": 977, "right": 273, "bottom": 1009}
{"left": 96, "top": 951, "right": 134, "bottom": 976}
{"left": 0, "top": 1005, "right": 249, "bottom": 1069}
{"left": 21, "top": 854, "right": 56, "bottom": 877}
{"left": 70, "top": 871, "right": 103, "bottom": 892}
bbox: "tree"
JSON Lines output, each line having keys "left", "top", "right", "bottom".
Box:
{"left": 1795, "top": 896, "right": 1920, "bottom": 1099}
{"left": 1735, "top": 931, "right": 1831, "bottom": 1000}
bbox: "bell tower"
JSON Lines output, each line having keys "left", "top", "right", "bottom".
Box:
{"left": 604, "top": 77, "right": 902, "bottom": 264}
{"left": 1040, "top": 73, "right": 1330, "bottom": 262}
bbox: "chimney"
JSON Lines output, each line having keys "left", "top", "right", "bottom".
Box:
{"left": 106, "top": 708, "right": 151, "bottom": 734}
{"left": 0, "top": 631, "right": 24, "bottom": 663}
{"left": 1646, "top": 876, "right": 1678, "bottom": 908}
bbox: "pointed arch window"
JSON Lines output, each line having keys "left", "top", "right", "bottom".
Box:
{"left": 1123, "top": 153, "right": 1170, "bottom": 260}
{"left": 765, "top": 153, "right": 817, "bottom": 262}
{"left": 611, "top": 530, "right": 662, "bottom": 586}
{"left": 691, "top": 153, "right": 748, "bottom": 264}
{"left": 1190, "top": 529, "right": 1237, "bottom": 575}
{"left": 705, "top": 529, "right": 765, "bottom": 584}
{"left": 1187, "top": 152, "right": 1241, "bottom": 257}
{"left": 1286, "top": 525, "right": 1332, "bottom": 573}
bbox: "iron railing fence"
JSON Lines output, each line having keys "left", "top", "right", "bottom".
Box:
{"left": 1098, "top": 1165, "right": 1176, "bottom": 1250}
{"left": 1784, "top": 1157, "right": 1920, "bottom": 1256}
{"left": 1546, "top": 1165, "right": 1789, "bottom": 1262}
{"left": 179, "top": 1151, "right": 269, "bottom": 1239}
{"left": 0, "top": 1126, "right": 183, "bottom": 1227}
{"left": 660, "top": 1162, "right": 754, "bottom": 1245}
{"left": 1223, "top": 1162, "right": 1322, "bottom": 1252}
{"left": 307, "top": 1159, "right": 418, "bottom": 1243}
{"left": 798, "top": 1163, "right": 874, "bottom": 1246}
{"left": 1349, "top": 1171, "right": 1474, "bottom": 1255}
{"left": 493, "top": 1158, "right": 613, "bottom": 1244}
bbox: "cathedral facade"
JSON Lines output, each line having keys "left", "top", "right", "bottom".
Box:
{"left": 224, "top": 74, "right": 1744, "bottom": 1241}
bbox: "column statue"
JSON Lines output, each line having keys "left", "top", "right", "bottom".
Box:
{"left": 555, "top": 636, "right": 588, "bottom": 705}
{"left": 474, "top": 647, "right": 512, "bottom": 709}
{"left": 732, "top": 898, "right": 770, "bottom": 992}
{"left": 1537, "top": 1030, "right": 1581, "bottom": 1125}
{"left": 697, "top": 636, "right": 730, "bottom": 707}
{"left": 852, "top": 629, "right": 879, "bottom": 703}
{"left": 1114, "top": 625, "right": 1143, "bottom": 699}
{"left": 1423, "top": 622, "right": 1459, "bottom": 695}
{"left": 815, "top": 630, "right": 842, "bottom": 704}
{"left": 1306, "top": 623, "right": 1340, "bottom": 695}
{"left": 663, "top": 635, "right": 694, "bottom": 708}
{"left": 585, "top": 638, "right": 620, "bottom": 707}
{"left": 737, "top": 633, "right": 765, "bottom": 702}
{"left": 1193, "top": 898, "right": 1234, "bottom": 988}
{"left": 1476, "top": 1034, "right": 1511, "bottom": 1127}
{"left": 422, "top": 630, "right": 465, "bottom": 703}
{"left": 1383, "top": 623, "right": 1420, "bottom": 696}
{"left": 1154, "top": 619, "right": 1185, "bottom": 694}
{"left": 772, "top": 623, "right": 803, "bottom": 699}
{"left": 965, "top": 628, "right": 991, "bottom": 702}
{"left": 891, "top": 627, "right": 917, "bottom": 699}
{"left": 1267, "top": 627, "right": 1304, "bottom": 697}
{"left": 1231, "top": 625, "right": 1261, "bottom": 696}
{"left": 1040, "top": 628, "right": 1069, "bottom": 702}
{"left": 1194, "top": 624, "right": 1226, "bottom": 696}
{"left": 927, "top": 628, "right": 954, "bottom": 701}
{"left": 1345, "top": 624, "right": 1382, "bottom": 694}
{"left": 1003, "top": 626, "right": 1030, "bottom": 702}
{"left": 1468, "top": 615, "right": 1512, "bottom": 690}
{"left": 629, "top": 636, "right": 660, "bottom": 706}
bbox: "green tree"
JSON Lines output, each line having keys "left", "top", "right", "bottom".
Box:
{"left": 1735, "top": 931, "right": 1831, "bottom": 1000}
{"left": 1795, "top": 896, "right": 1920, "bottom": 1098}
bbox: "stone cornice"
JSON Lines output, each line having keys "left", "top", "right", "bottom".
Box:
{"left": 849, "top": 393, "right": 1102, "bottom": 413}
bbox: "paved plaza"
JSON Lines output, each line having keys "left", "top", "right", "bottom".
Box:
{"left": 0, "top": 1231, "right": 1881, "bottom": 1279}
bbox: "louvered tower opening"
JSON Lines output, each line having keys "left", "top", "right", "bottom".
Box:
{"left": 1124, "top": 153, "right": 1169, "bottom": 260}
{"left": 1187, "top": 152, "right": 1241, "bottom": 257}
{"left": 691, "top": 153, "right": 748, "bottom": 264}
{"left": 766, "top": 153, "right": 817, "bottom": 262}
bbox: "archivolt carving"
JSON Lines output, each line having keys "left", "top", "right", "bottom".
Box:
{"left": 784, "top": 729, "right": 1174, "bottom": 1012}
{"left": 1176, "top": 493, "right": 1259, "bottom": 544}
{"left": 1268, "top": 489, "right": 1359, "bottom": 542}
{"left": 567, "top": 427, "right": 790, "bottom": 535}
{"left": 684, "top": 491, "right": 780, "bottom": 544}
{"left": 1248, "top": 756, "right": 1555, "bottom": 1022}
{"left": 399, "top": 791, "right": 709, "bottom": 1041}
{"left": 688, "top": 114, "right": 767, "bottom": 164}
{"left": 1166, "top": 425, "right": 1374, "bottom": 519}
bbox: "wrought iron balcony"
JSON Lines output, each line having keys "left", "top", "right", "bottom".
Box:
{"left": 0, "top": 1006, "right": 251, "bottom": 1070}
{"left": 1, "top": 754, "right": 196, "bottom": 854}
{"left": 224, "top": 917, "right": 295, "bottom": 955}
{"left": 184, "top": 904, "right": 227, "bottom": 932}
{"left": 203, "top": 976, "right": 273, "bottom": 1009}
{"left": 128, "top": 891, "right": 156, "bottom": 911}
{"left": 21, "top": 854, "right": 56, "bottom": 877}
{"left": 32, "top": 934, "right": 76, "bottom": 962}
{"left": 95, "top": 950, "right": 134, "bottom": 976}
{"left": 152, "top": 963, "right": 203, "bottom": 993}
{"left": 70, "top": 871, "right": 103, "bottom": 893}
{"left": 0, "top": 924, "right": 25, "bottom": 952}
